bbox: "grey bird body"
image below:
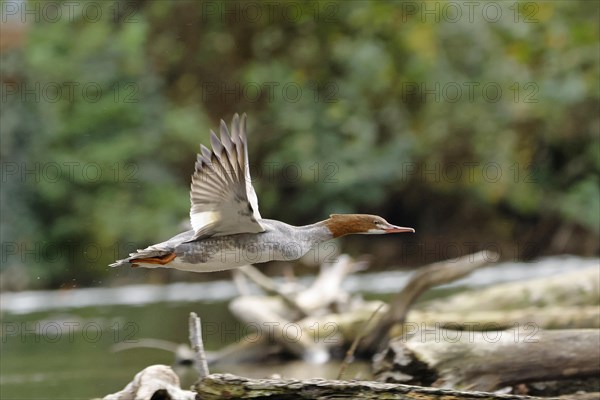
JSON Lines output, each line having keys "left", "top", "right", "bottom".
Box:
{"left": 110, "top": 220, "right": 333, "bottom": 272}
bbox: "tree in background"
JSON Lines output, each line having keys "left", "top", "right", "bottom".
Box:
{"left": 1, "top": 0, "right": 598, "bottom": 289}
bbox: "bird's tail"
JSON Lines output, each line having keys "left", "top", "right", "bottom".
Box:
{"left": 109, "top": 247, "right": 175, "bottom": 268}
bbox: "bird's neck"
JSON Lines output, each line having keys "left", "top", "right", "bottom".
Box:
{"left": 295, "top": 220, "right": 334, "bottom": 244}
{"left": 297, "top": 215, "right": 369, "bottom": 240}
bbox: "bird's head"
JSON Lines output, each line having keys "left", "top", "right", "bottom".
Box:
{"left": 325, "top": 214, "right": 415, "bottom": 238}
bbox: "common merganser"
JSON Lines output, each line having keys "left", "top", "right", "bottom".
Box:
{"left": 110, "top": 114, "right": 414, "bottom": 272}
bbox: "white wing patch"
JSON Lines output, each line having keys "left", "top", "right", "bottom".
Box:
{"left": 190, "top": 210, "right": 220, "bottom": 233}
{"left": 188, "top": 114, "right": 265, "bottom": 240}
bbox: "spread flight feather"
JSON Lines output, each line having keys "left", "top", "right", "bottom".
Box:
{"left": 188, "top": 113, "right": 264, "bottom": 241}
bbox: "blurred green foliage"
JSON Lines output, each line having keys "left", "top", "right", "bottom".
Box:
{"left": 1, "top": 0, "right": 598, "bottom": 288}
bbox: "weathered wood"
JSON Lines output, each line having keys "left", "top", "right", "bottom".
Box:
{"left": 237, "top": 254, "right": 366, "bottom": 315}
{"left": 227, "top": 255, "right": 372, "bottom": 363}
{"left": 238, "top": 265, "right": 310, "bottom": 316}
{"left": 229, "top": 295, "right": 331, "bottom": 363}
{"left": 362, "top": 251, "right": 498, "bottom": 353}
{"left": 194, "top": 373, "right": 550, "bottom": 399}
{"left": 373, "top": 329, "right": 600, "bottom": 392}
{"left": 294, "top": 254, "right": 368, "bottom": 313}
{"left": 227, "top": 253, "right": 599, "bottom": 366}
{"left": 189, "top": 312, "right": 209, "bottom": 379}
{"left": 419, "top": 266, "right": 599, "bottom": 314}
{"left": 219, "top": 273, "right": 598, "bottom": 366}
{"left": 406, "top": 305, "right": 600, "bottom": 330}
{"left": 102, "top": 365, "right": 195, "bottom": 400}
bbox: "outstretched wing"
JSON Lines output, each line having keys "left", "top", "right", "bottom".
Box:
{"left": 188, "top": 113, "right": 264, "bottom": 241}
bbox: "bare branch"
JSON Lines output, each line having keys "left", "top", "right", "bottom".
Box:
{"left": 338, "top": 303, "right": 384, "bottom": 380}
{"left": 188, "top": 312, "right": 209, "bottom": 379}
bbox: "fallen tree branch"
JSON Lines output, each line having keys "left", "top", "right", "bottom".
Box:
{"left": 295, "top": 254, "right": 368, "bottom": 314}
{"left": 407, "top": 305, "right": 600, "bottom": 330}
{"left": 194, "top": 373, "right": 548, "bottom": 399}
{"left": 362, "top": 250, "right": 498, "bottom": 353}
{"left": 418, "top": 266, "right": 599, "bottom": 314}
{"left": 238, "top": 265, "right": 310, "bottom": 317}
{"left": 373, "top": 328, "right": 600, "bottom": 392}
{"left": 229, "top": 295, "right": 331, "bottom": 363}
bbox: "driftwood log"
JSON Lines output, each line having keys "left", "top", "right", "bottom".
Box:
{"left": 399, "top": 265, "right": 600, "bottom": 331}
{"left": 405, "top": 305, "right": 600, "bottom": 330}
{"left": 102, "top": 368, "right": 554, "bottom": 400}
{"left": 102, "top": 253, "right": 600, "bottom": 399}
{"left": 208, "top": 254, "right": 599, "bottom": 366}
{"left": 373, "top": 328, "right": 600, "bottom": 392}
{"left": 112, "top": 265, "right": 598, "bottom": 368}
{"left": 361, "top": 251, "right": 498, "bottom": 354}
{"left": 193, "top": 373, "right": 550, "bottom": 399}
{"left": 103, "top": 310, "right": 551, "bottom": 400}
{"left": 102, "top": 365, "right": 195, "bottom": 400}
{"left": 226, "top": 255, "right": 367, "bottom": 363}
{"left": 418, "top": 266, "right": 599, "bottom": 314}
{"left": 226, "top": 251, "right": 502, "bottom": 363}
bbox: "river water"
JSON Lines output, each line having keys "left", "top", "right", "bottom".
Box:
{"left": 1, "top": 256, "right": 595, "bottom": 399}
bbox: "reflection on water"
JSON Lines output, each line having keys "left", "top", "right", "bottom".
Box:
{"left": 1, "top": 256, "right": 596, "bottom": 399}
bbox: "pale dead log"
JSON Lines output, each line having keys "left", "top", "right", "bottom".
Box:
{"left": 373, "top": 329, "right": 600, "bottom": 392}
{"left": 102, "top": 365, "right": 195, "bottom": 400}
{"left": 362, "top": 251, "right": 498, "bottom": 353}
{"left": 121, "top": 263, "right": 598, "bottom": 368}
{"left": 407, "top": 305, "right": 600, "bottom": 330}
{"left": 226, "top": 255, "right": 372, "bottom": 363}
{"left": 194, "top": 373, "right": 549, "bottom": 399}
{"left": 418, "top": 266, "right": 599, "bottom": 314}
{"left": 229, "top": 295, "right": 330, "bottom": 363}
{"left": 238, "top": 264, "right": 310, "bottom": 316}
{"left": 266, "top": 302, "right": 598, "bottom": 355}
{"left": 208, "top": 302, "right": 380, "bottom": 366}
{"left": 238, "top": 255, "right": 366, "bottom": 316}
{"left": 295, "top": 254, "right": 368, "bottom": 314}
{"left": 211, "top": 302, "right": 382, "bottom": 366}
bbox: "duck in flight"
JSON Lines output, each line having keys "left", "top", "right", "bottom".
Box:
{"left": 110, "top": 114, "right": 414, "bottom": 272}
